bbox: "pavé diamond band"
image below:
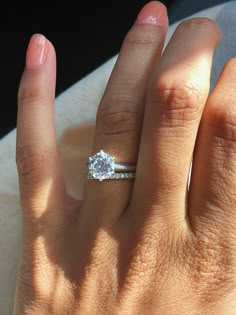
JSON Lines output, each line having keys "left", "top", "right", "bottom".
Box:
{"left": 86, "top": 150, "right": 136, "bottom": 181}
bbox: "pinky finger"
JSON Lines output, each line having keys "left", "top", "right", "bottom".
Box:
{"left": 16, "top": 34, "right": 71, "bottom": 221}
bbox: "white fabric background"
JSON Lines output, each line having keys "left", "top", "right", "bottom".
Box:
{"left": 1, "top": 1, "right": 236, "bottom": 313}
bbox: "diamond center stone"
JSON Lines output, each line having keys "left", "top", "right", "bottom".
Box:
{"left": 88, "top": 150, "right": 115, "bottom": 181}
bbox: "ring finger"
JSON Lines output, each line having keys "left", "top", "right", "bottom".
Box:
{"left": 82, "top": 1, "right": 169, "bottom": 223}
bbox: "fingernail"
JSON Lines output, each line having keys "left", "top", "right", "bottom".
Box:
{"left": 135, "top": 1, "right": 168, "bottom": 26}
{"left": 26, "top": 34, "right": 48, "bottom": 69}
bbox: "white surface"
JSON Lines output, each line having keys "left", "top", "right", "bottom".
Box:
{"left": 1, "top": 1, "right": 236, "bottom": 313}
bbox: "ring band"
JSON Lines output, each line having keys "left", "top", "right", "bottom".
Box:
{"left": 86, "top": 150, "right": 136, "bottom": 181}
{"left": 110, "top": 163, "right": 136, "bottom": 172}
{"left": 86, "top": 172, "right": 135, "bottom": 180}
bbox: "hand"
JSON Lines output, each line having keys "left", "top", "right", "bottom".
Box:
{"left": 13, "top": 1, "right": 236, "bottom": 314}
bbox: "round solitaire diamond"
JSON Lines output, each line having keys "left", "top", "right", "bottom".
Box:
{"left": 88, "top": 150, "right": 115, "bottom": 181}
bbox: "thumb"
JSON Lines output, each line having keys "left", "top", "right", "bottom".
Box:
{"left": 16, "top": 34, "right": 69, "bottom": 219}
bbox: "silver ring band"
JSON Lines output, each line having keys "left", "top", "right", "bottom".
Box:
{"left": 86, "top": 172, "right": 135, "bottom": 180}
{"left": 112, "top": 163, "right": 136, "bottom": 172}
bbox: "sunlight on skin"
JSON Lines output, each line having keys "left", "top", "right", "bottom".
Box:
{"left": 22, "top": 178, "right": 54, "bottom": 218}
{"left": 22, "top": 234, "right": 76, "bottom": 313}
{"left": 14, "top": 0, "right": 236, "bottom": 312}
{"left": 58, "top": 122, "right": 95, "bottom": 200}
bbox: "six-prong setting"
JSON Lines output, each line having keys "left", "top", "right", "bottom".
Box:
{"left": 87, "top": 150, "right": 116, "bottom": 181}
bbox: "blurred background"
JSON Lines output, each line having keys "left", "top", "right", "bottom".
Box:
{"left": 0, "top": 0, "right": 230, "bottom": 140}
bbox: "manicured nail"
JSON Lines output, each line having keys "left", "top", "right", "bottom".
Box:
{"left": 26, "top": 34, "right": 48, "bottom": 69}
{"left": 135, "top": 1, "right": 168, "bottom": 26}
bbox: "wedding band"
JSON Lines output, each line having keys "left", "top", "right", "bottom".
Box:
{"left": 86, "top": 150, "right": 136, "bottom": 181}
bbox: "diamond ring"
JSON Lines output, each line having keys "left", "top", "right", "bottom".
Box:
{"left": 86, "top": 150, "right": 136, "bottom": 181}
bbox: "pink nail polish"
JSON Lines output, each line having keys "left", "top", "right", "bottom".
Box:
{"left": 136, "top": 1, "right": 168, "bottom": 27}
{"left": 26, "top": 34, "right": 48, "bottom": 69}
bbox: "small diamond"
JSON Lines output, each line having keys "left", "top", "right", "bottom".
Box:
{"left": 88, "top": 150, "right": 115, "bottom": 181}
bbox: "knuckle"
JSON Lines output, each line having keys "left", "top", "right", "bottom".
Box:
{"left": 18, "top": 84, "right": 45, "bottom": 106}
{"left": 208, "top": 104, "right": 236, "bottom": 143}
{"left": 97, "top": 100, "right": 139, "bottom": 136}
{"left": 16, "top": 144, "right": 52, "bottom": 185}
{"left": 152, "top": 79, "right": 202, "bottom": 127}
{"left": 123, "top": 25, "right": 160, "bottom": 50}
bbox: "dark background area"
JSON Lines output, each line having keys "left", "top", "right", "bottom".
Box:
{"left": 0, "top": 0, "right": 230, "bottom": 140}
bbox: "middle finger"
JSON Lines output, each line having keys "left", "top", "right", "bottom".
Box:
{"left": 130, "top": 18, "right": 221, "bottom": 226}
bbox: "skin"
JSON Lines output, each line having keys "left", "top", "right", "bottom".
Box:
{"left": 13, "top": 1, "right": 236, "bottom": 314}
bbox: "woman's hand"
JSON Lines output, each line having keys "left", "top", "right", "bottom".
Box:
{"left": 13, "top": 1, "right": 236, "bottom": 314}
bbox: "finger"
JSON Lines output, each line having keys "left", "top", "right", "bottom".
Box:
{"left": 16, "top": 34, "right": 71, "bottom": 222}
{"left": 130, "top": 18, "right": 221, "bottom": 224}
{"left": 189, "top": 58, "right": 236, "bottom": 235}
{"left": 82, "top": 1, "right": 169, "bottom": 223}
